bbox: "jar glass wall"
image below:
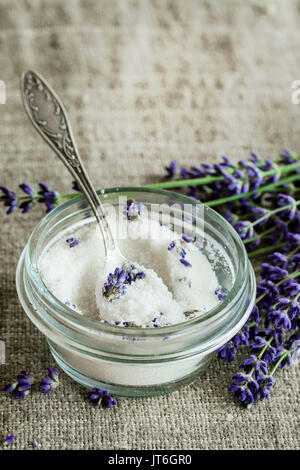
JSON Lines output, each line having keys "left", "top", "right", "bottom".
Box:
{"left": 16, "top": 188, "right": 256, "bottom": 397}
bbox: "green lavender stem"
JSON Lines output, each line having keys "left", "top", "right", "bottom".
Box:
{"left": 146, "top": 158, "right": 300, "bottom": 190}
{"left": 7, "top": 171, "right": 300, "bottom": 210}
{"left": 248, "top": 243, "right": 287, "bottom": 258}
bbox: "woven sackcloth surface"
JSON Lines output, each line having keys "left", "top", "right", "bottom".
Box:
{"left": 0, "top": 0, "right": 299, "bottom": 450}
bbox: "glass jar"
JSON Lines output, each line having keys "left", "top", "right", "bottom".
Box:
{"left": 16, "top": 187, "right": 256, "bottom": 397}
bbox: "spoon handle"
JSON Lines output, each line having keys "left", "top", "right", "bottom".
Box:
{"left": 21, "top": 70, "right": 117, "bottom": 255}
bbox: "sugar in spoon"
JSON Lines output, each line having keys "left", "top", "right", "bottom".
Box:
{"left": 21, "top": 70, "right": 126, "bottom": 267}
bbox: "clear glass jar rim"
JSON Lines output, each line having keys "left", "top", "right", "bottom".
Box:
{"left": 24, "top": 186, "right": 250, "bottom": 337}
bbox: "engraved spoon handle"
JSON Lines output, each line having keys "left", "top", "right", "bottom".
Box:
{"left": 21, "top": 70, "right": 118, "bottom": 257}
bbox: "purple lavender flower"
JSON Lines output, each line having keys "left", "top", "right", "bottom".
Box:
{"left": 239, "top": 161, "right": 264, "bottom": 192}
{"left": 65, "top": 301, "right": 77, "bottom": 310}
{"left": 4, "top": 370, "right": 34, "bottom": 399}
{"left": 3, "top": 382, "right": 18, "bottom": 393}
{"left": 215, "top": 287, "right": 226, "bottom": 301}
{"left": 40, "top": 367, "right": 59, "bottom": 394}
{"left": 18, "top": 183, "right": 35, "bottom": 213}
{"left": 268, "top": 252, "right": 287, "bottom": 266}
{"left": 38, "top": 183, "right": 59, "bottom": 213}
{"left": 165, "top": 161, "right": 178, "bottom": 178}
{"left": 168, "top": 240, "right": 176, "bottom": 251}
{"left": 87, "top": 388, "right": 117, "bottom": 408}
{"left": 66, "top": 237, "right": 80, "bottom": 248}
{"left": 233, "top": 221, "right": 254, "bottom": 240}
{"left": 19, "top": 183, "right": 34, "bottom": 198}
{"left": 180, "top": 258, "right": 191, "bottom": 267}
{"left": 224, "top": 211, "right": 236, "bottom": 225}
{"left": 103, "top": 268, "right": 127, "bottom": 302}
{"left": 19, "top": 199, "right": 34, "bottom": 214}
{"left": 182, "top": 234, "right": 191, "bottom": 243}
{"left": 125, "top": 265, "right": 145, "bottom": 284}
{"left": 240, "top": 355, "right": 268, "bottom": 375}
{"left": 267, "top": 298, "right": 293, "bottom": 330}
{"left": 286, "top": 233, "right": 300, "bottom": 247}
{"left": 0, "top": 186, "right": 18, "bottom": 214}
{"left": 256, "top": 280, "right": 279, "bottom": 309}
{"left": 217, "top": 341, "right": 237, "bottom": 362}
{"left": 282, "top": 279, "right": 300, "bottom": 297}
{"left": 229, "top": 385, "right": 255, "bottom": 406}
{"left": 103, "top": 264, "right": 146, "bottom": 302}
{"left": 232, "top": 326, "right": 250, "bottom": 348}
{"left": 3, "top": 435, "right": 15, "bottom": 446}
{"left": 280, "top": 149, "right": 295, "bottom": 163}
{"left": 256, "top": 375, "right": 275, "bottom": 401}
{"left": 250, "top": 152, "right": 260, "bottom": 165}
{"left": 260, "top": 264, "right": 288, "bottom": 282}
{"left": 277, "top": 193, "right": 297, "bottom": 220}
{"left": 183, "top": 310, "right": 199, "bottom": 319}
{"left": 285, "top": 332, "right": 300, "bottom": 360}
{"left": 248, "top": 305, "right": 260, "bottom": 323}
{"left": 250, "top": 336, "right": 277, "bottom": 363}
{"left": 229, "top": 372, "right": 259, "bottom": 407}
{"left": 215, "top": 286, "right": 229, "bottom": 301}
{"left": 123, "top": 199, "right": 145, "bottom": 221}
{"left": 168, "top": 239, "right": 192, "bottom": 267}
{"left": 288, "top": 300, "right": 300, "bottom": 329}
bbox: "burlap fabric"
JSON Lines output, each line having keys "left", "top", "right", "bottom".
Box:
{"left": 0, "top": 0, "right": 299, "bottom": 450}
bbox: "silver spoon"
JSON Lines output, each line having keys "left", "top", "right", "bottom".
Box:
{"left": 21, "top": 70, "right": 125, "bottom": 266}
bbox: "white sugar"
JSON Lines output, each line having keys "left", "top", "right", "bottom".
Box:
{"left": 39, "top": 215, "right": 221, "bottom": 327}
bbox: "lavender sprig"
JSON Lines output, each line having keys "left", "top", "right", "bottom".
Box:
{"left": 3, "top": 368, "right": 60, "bottom": 398}
{"left": 3, "top": 370, "right": 34, "bottom": 399}
{"left": 0, "top": 182, "right": 59, "bottom": 215}
{"left": 218, "top": 249, "right": 300, "bottom": 406}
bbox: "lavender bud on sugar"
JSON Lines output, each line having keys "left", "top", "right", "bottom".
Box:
{"left": 180, "top": 258, "right": 192, "bottom": 267}
{"left": 66, "top": 237, "right": 80, "bottom": 248}
{"left": 123, "top": 199, "right": 145, "bottom": 221}
{"left": 103, "top": 268, "right": 127, "bottom": 302}
{"left": 168, "top": 239, "right": 192, "bottom": 267}
{"left": 103, "top": 265, "right": 146, "bottom": 302}
{"left": 215, "top": 287, "right": 228, "bottom": 301}
{"left": 65, "top": 301, "right": 77, "bottom": 310}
